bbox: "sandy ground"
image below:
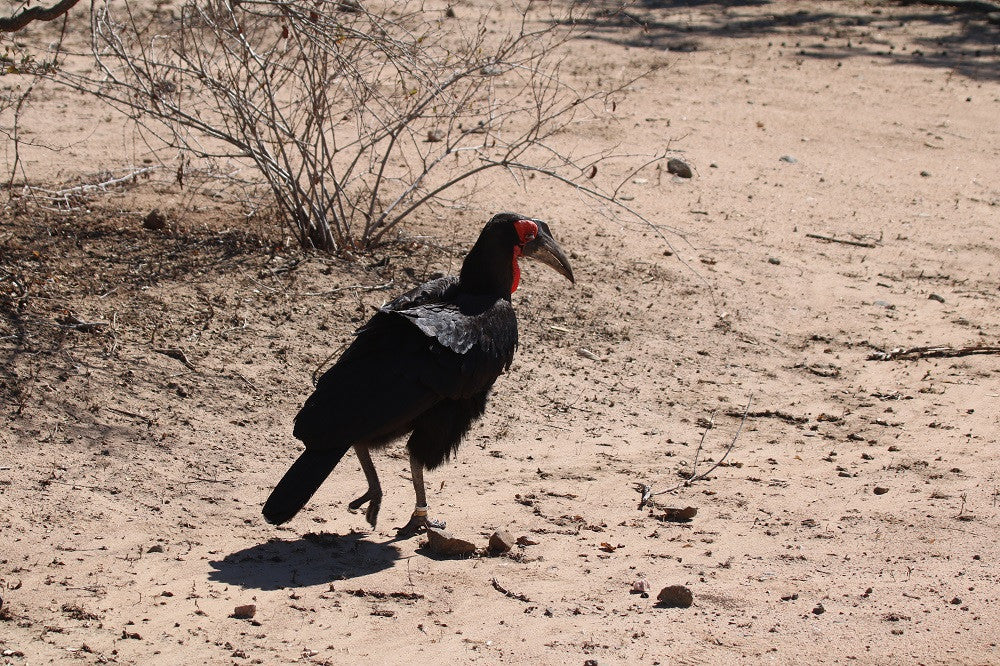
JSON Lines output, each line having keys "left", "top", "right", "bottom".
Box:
{"left": 2, "top": 1, "right": 999, "bottom": 664}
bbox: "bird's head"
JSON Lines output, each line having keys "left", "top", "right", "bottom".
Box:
{"left": 460, "top": 212, "right": 574, "bottom": 296}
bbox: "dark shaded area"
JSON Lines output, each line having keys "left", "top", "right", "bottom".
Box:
{"left": 571, "top": 1, "right": 1000, "bottom": 81}
{"left": 0, "top": 204, "right": 272, "bottom": 410}
{"left": 208, "top": 532, "right": 402, "bottom": 589}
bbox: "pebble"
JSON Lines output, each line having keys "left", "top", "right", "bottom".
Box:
{"left": 768, "top": 257, "right": 781, "bottom": 265}
{"left": 873, "top": 486, "right": 889, "bottom": 495}
{"left": 147, "top": 544, "right": 164, "bottom": 553}
{"left": 656, "top": 585, "right": 693, "bottom": 608}
{"left": 920, "top": 170, "right": 931, "bottom": 177}
{"left": 488, "top": 530, "right": 516, "bottom": 554}
{"left": 779, "top": 155, "right": 797, "bottom": 164}
{"left": 666, "top": 158, "right": 693, "bottom": 178}
{"left": 232, "top": 604, "right": 256, "bottom": 619}
{"left": 812, "top": 603, "right": 826, "bottom": 615}
{"left": 426, "top": 527, "right": 477, "bottom": 556}
{"left": 631, "top": 579, "right": 651, "bottom": 598}
{"left": 657, "top": 506, "right": 698, "bottom": 523}
{"left": 928, "top": 293, "right": 945, "bottom": 303}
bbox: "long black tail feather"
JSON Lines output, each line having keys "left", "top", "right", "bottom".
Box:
{"left": 262, "top": 448, "right": 348, "bottom": 525}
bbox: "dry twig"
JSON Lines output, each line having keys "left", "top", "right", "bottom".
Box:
{"left": 806, "top": 233, "right": 877, "bottom": 248}
{"left": 490, "top": 577, "right": 531, "bottom": 603}
{"left": 868, "top": 344, "right": 1000, "bottom": 361}
{"left": 637, "top": 395, "right": 753, "bottom": 505}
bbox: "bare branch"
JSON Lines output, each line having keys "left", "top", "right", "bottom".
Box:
{"left": 0, "top": 0, "right": 80, "bottom": 32}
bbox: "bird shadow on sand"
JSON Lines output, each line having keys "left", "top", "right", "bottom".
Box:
{"left": 207, "top": 531, "right": 402, "bottom": 590}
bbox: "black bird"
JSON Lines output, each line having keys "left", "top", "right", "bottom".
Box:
{"left": 262, "top": 213, "right": 574, "bottom": 535}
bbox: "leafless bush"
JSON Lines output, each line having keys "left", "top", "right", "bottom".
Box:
{"left": 40, "top": 0, "right": 659, "bottom": 254}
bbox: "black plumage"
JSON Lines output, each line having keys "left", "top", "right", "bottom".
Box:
{"left": 262, "top": 213, "right": 574, "bottom": 534}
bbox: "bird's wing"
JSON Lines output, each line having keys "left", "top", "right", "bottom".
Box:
{"left": 293, "top": 294, "right": 517, "bottom": 450}
{"left": 372, "top": 276, "right": 460, "bottom": 315}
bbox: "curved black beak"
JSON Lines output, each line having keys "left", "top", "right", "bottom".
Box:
{"left": 521, "top": 219, "right": 574, "bottom": 283}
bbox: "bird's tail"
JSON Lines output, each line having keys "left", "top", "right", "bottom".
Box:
{"left": 262, "top": 448, "right": 349, "bottom": 525}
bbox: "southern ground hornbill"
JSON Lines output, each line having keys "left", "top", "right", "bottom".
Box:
{"left": 262, "top": 213, "right": 574, "bottom": 536}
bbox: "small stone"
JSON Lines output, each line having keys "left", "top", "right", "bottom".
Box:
{"left": 147, "top": 544, "right": 164, "bottom": 553}
{"left": 920, "top": 170, "right": 931, "bottom": 177}
{"left": 812, "top": 603, "right": 826, "bottom": 615}
{"left": 654, "top": 506, "right": 698, "bottom": 523}
{"left": 488, "top": 530, "right": 516, "bottom": 554}
{"left": 426, "top": 128, "right": 445, "bottom": 142}
{"left": 666, "top": 158, "right": 693, "bottom": 178}
{"left": 631, "top": 579, "right": 651, "bottom": 598}
{"left": 779, "top": 155, "right": 797, "bottom": 164}
{"left": 142, "top": 209, "right": 167, "bottom": 230}
{"left": 515, "top": 535, "right": 538, "bottom": 547}
{"left": 656, "top": 585, "right": 693, "bottom": 608}
{"left": 232, "top": 604, "right": 256, "bottom": 619}
{"left": 425, "top": 527, "right": 477, "bottom": 556}
{"left": 873, "top": 486, "right": 889, "bottom": 495}
{"left": 951, "top": 597, "right": 962, "bottom": 605}
{"left": 768, "top": 257, "right": 781, "bottom": 265}
{"left": 928, "top": 293, "right": 945, "bottom": 303}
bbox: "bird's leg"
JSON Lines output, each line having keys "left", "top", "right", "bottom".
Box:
{"left": 396, "top": 452, "right": 445, "bottom": 538}
{"left": 348, "top": 445, "right": 382, "bottom": 527}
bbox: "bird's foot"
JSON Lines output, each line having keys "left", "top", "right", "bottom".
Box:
{"left": 395, "top": 506, "right": 445, "bottom": 539}
{"left": 347, "top": 489, "right": 382, "bottom": 528}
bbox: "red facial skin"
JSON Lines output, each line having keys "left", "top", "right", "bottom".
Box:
{"left": 510, "top": 219, "right": 539, "bottom": 293}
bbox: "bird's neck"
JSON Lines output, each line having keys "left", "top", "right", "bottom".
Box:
{"left": 459, "top": 240, "right": 517, "bottom": 297}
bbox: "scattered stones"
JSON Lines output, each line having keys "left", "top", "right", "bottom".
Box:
{"left": 425, "top": 527, "right": 477, "bottom": 556}
{"left": 656, "top": 585, "right": 693, "bottom": 608}
{"left": 142, "top": 208, "right": 167, "bottom": 230}
{"left": 780, "top": 593, "right": 799, "bottom": 601}
{"left": 779, "top": 155, "right": 797, "bottom": 164}
{"left": 488, "top": 530, "right": 516, "bottom": 555}
{"left": 232, "top": 604, "right": 257, "bottom": 619}
{"left": 873, "top": 486, "right": 889, "bottom": 495}
{"left": 666, "top": 158, "right": 693, "bottom": 178}
{"left": 631, "top": 579, "right": 651, "bottom": 598}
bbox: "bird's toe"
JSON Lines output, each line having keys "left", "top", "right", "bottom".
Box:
{"left": 365, "top": 498, "right": 382, "bottom": 527}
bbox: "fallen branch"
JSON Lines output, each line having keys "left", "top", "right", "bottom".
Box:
{"left": 868, "top": 344, "right": 1000, "bottom": 361}
{"left": 57, "top": 315, "right": 109, "bottom": 333}
{"left": 304, "top": 280, "right": 395, "bottom": 297}
{"left": 897, "top": 0, "right": 1000, "bottom": 12}
{"left": 490, "top": 577, "right": 531, "bottom": 603}
{"left": 806, "top": 233, "right": 877, "bottom": 248}
{"left": 0, "top": 0, "right": 80, "bottom": 32}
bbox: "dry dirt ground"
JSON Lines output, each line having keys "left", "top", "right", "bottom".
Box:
{"left": 2, "top": 1, "right": 1000, "bottom": 664}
